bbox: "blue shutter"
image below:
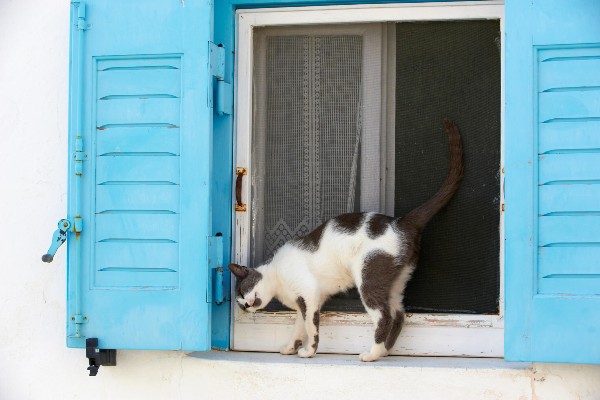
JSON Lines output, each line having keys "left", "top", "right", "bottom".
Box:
{"left": 505, "top": 0, "right": 600, "bottom": 363}
{"left": 65, "top": 1, "right": 213, "bottom": 350}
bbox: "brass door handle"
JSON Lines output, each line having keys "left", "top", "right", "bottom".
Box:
{"left": 235, "top": 167, "right": 247, "bottom": 212}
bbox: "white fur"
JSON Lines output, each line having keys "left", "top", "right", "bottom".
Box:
{"left": 238, "top": 213, "right": 410, "bottom": 361}
{"left": 390, "top": 264, "right": 415, "bottom": 315}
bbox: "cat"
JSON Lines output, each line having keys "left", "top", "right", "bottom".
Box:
{"left": 229, "top": 118, "right": 464, "bottom": 362}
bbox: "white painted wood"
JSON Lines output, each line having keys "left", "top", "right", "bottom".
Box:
{"left": 498, "top": 14, "right": 506, "bottom": 324}
{"left": 237, "top": 2, "right": 504, "bottom": 28}
{"left": 233, "top": 10, "right": 253, "bottom": 272}
{"left": 234, "top": 311, "right": 503, "bottom": 357}
{"left": 233, "top": 2, "right": 505, "bottom": 357}
{"left": 383, "top": 23, "right": 397, "bottom": 216}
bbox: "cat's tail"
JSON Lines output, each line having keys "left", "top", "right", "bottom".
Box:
{"left": 400, "top": 118, "right": 464, "bottom": 231}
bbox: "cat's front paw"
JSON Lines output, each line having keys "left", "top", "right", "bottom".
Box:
{"left": 297, "top": 348, "right": 316, "bottom": 358}
{"left": 359, "top": 352, "right": 380, "bottom": 362}
{"left": 280, "top": 344, "right": 299, "bottom": 355}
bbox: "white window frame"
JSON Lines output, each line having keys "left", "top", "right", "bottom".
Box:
{"left": 232, "top": 1, "right": 505, "bottom": 357}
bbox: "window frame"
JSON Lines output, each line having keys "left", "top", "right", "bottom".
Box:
{"left": 232, "top": 1, "right": 506, "bottom": 357}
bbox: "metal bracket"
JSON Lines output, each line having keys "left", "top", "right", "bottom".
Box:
{"left": 209, "top": 42, "right": 232, "bottom": 115}
{"left": 216, "top": 80, "right": 233, "bottom": 116}
{"left": 42, "top": 219, "right": 71, "bottom": 263}
{"left": 74, "top": 135, "right": 88, "bottom": 176}
{"left": 207, "top": 234, "right": 225, "bottom": 305}
{"left": 42, "top": 215, "right": 82, "bottom": 263}
{"left": 86, "top": 338, "right": 116, "bottom": 376}
{"left": 209, "top": 42, "right": 225, "bottom": 80}
{"left": 76, "top": 2, "right": 88, "bottom": 31}
{"left": 70, "top": 314, "right": 88, "bottom": 324}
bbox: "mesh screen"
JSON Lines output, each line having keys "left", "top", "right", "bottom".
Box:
{"left": 395, "top": 20, "right": 501, "bottom": 314}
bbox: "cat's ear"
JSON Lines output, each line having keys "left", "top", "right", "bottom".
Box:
{"left": 228, "top": 263, "right": 249, "bottom": 279}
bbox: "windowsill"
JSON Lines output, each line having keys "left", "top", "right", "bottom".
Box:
{"left": 188, "top": 350, "right": 530, "bottom": 371}
{"left": 232, "top": 309, "right": 504, "bottom": 357}
{"left": 186, "top": 350, "right": 538, "bottom": 399}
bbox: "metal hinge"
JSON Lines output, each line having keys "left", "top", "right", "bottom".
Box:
{"left": 207, "top": 235, "right": 225, "bottom": 304}
{"left": 74, "top": 135, "right": 88, "bottom": 169}
{"left": 209, "top": 42, "right": 233, "bottom": 116}
{"left": 75, "top": 2, "right": 89, "bottom": 31}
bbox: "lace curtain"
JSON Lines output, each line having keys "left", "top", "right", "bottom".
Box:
{"left": 252, "top": 34, "right": 364, "bottom": 264}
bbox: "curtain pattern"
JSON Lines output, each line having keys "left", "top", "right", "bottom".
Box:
{"left": 253, "top": 35, "right": 363, "bottom": 264}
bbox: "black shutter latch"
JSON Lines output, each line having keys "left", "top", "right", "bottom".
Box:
{"left": 86, "top": 338, "right": 116, "bottom": 376}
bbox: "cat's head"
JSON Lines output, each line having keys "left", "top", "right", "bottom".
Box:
{"left": 228, "top": 263, "right": 271, "bottom": 312}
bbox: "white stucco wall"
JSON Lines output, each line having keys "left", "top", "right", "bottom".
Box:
{"left": 0, "top": 1, "right": 599, "bottom": 399}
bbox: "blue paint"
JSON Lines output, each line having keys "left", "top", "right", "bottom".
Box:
{"left": 505, "top": 0, "right": 600, "bottom": 363}
{"left": 540, "top": 185, "right": 600, "bottom": 215}
{"left": 71, "top": 1, "right": 87, "bottom": 340}
{"left": 66, "top": 0, "right": 213, "bottom": 350}
{"left": 207, "top": 236, "right": 225, "bottom": 305}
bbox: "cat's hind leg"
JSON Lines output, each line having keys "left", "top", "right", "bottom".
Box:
{"left": 383, "top": 265, "right": 413, "bottom": 351}
{"left": 359, "top": 307, "right": 393, "bottom": 362}
{"left": 384, "top": 310, "right": 405, "bottom": 351}
{"left": 360, "top": 308, "right": 404, "bottom": 361}
{"left": 357, "top": 251, "right": 399, "bottom": 362}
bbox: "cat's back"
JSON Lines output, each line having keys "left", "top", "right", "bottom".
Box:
{"left": 296, "top": 212, "right": 402, "bottom": 257}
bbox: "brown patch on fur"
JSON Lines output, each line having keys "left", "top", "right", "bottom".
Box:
{"left": 360, "top": 251, "right": 400, "bottom": 310}
{"left": 333, "top": 212, "right": 364, "bottom": 234}
{"left": 294, "top": 340, "right": 303, "bottom": 352}
{"left": 297, "top": 297, "right": 307, "bottom": 320}
{"left": 231, "top": 266, "right": 263, "bottom": 300}
{"left": 228, "top": 263, "right": 248, "bottom": 279}
{"left": 374, "top": 309, "right": 392, "bottom": 344}
{"left": 395, "top": 219, "right": 421, "bottom": 267}
{"left": 312, "top": 311, "right": 320, "bottom": 351}
{"left": 385, "top": 311, "right": 405, "bottom": 350}
{"left": 360, "top": 251, "right": 402, "bottom": 345}
{"left": 297, "top": 222, "right": 326, "bottom": 252}
{"left": 366, "top": 214, "right": 393, "bottom": 239}
{"left": 312, "top": 334, "right": 319, "bottom": 350}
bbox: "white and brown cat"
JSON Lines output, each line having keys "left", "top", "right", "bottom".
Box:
{"left": 229, "top": 118, "right": 464, "bottom": 362}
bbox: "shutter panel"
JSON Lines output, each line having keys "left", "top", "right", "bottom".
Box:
{"left": 66, "top": 1, "right": 213, "bottom": 350}
{"left": 505, "top": 0, "right": 600, "bottom": 363}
